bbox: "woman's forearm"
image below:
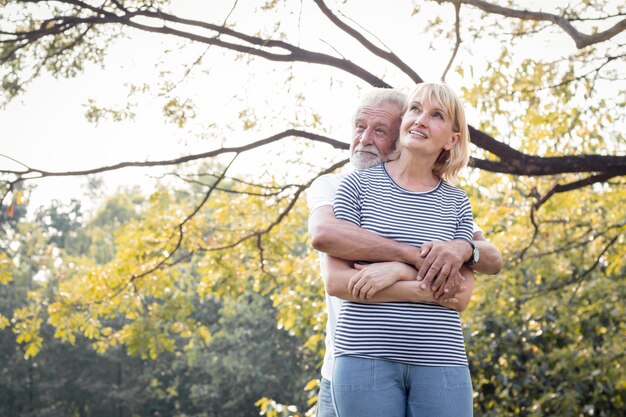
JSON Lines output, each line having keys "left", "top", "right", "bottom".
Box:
{"left": 325, "top": 256, "right": 472, "bottom": 309}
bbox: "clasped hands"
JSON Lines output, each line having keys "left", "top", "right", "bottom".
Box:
{"left": 348, "top": 240, "right": 470, "bottom": 302}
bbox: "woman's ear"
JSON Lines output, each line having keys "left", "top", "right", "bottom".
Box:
{"left": 444, "top": 132, "right": 460, "bottom": 150}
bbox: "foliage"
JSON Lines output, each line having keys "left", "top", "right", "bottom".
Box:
{"left": 465, "top": 170, "right": 626, "bottom": 415}
{"left": 0, "top": 194, "right": 312, "bottom": 417}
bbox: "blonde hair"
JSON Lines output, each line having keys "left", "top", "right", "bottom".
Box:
{"left": 390, "top": 83, "right": 470, "bottom": 184}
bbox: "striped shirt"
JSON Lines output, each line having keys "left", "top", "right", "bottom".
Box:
{"left": 333, "top": 163, "right": 473, "bottom": 367}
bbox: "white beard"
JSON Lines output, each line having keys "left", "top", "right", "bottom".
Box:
{"left": 350, "top": 145, "right": 385, "bottom": 170}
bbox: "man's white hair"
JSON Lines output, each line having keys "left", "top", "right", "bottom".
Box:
{"left": 352, "top": 88, "right": 406, "bottom": 123}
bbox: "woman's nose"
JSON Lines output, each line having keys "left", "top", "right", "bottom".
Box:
{"left": 414, "top": 114, "right": 427, "bottom": 127}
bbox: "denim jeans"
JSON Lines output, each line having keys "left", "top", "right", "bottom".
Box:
{"left": 316, "top": 377, "right": 337, "bottom": 417}
{"left": 332, "top": 356, "right": 473, "bottom": 417}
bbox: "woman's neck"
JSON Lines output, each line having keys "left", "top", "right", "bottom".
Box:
{"left": 386, "top": 154, "right": 440, "bottom": 192}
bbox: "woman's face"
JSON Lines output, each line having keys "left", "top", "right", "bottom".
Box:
{"left": 399, "top": 94, "right": 459, "bottom": 157}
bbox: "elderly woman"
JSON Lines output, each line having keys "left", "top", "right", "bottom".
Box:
{"left": 327, "top": 83, "right": 475, "bottom": 417}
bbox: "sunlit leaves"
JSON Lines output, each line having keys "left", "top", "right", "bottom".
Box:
{"left": 464, "top": 168, "right": 626, "bottom": 415}
{"left": 0, "top": 253, "right": 12, "bottom": 285}
{"left": 256, "top": 396, "right": 301, "bottom": 417}
{"left": 0, "top": 314, "right": 9, "bottom": 330}
{"left": 13, "top": 298, "right": 44, "bottom": 359}
{"left": 162, "top": 97, "right": 196, "bottom": 128}
{"left": 4, "top": 174, "right": 324, "bottom": 365}
{"left": 238, "top": 108, "right": 258, "bottom": 130}
{"left": 457, "top": 33, "right": 626, "bottom": 411}
{"left": 84, "top": 98, "right": 137, "bottom": 124}
{"left": 0, "top": 2, "right": 119, "bottom": 104}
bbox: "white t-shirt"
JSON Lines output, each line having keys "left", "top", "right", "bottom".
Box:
{"left": 306, "top": 173, "right": 348, "bottom": 381}
{"left": 306, "top": 171, "right": 481, "bottom": 380}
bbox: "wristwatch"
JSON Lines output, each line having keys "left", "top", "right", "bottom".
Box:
{"left": 464, "top": 241, "right": 480, "bottom": 266}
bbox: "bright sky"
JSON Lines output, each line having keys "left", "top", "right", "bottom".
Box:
{"left": 0, "top": 0, "right": 615, "bottom": 215}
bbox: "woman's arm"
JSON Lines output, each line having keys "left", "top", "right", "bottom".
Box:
{"left": 324, "top": 255, "right": 475, "bottom": 312}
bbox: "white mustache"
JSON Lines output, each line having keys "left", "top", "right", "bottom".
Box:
{"left": 353, "top": 145, "right": 383, "bottom": 158}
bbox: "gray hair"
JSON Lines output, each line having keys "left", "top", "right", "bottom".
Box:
{"left": 352, "top": 88, "right": 407, "bottom": 123}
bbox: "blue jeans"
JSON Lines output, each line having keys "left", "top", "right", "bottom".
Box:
{"left": 332, "top": 356, "right": 473, "bottom": 417}
{"left": 316, "top": 377, "right": 337, "bottom": 417}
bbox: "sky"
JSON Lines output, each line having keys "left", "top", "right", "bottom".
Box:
{"left": 0, "top": 0, "right": 428, "bottom": 212}
{"left": 0, "top": 0, "right": 618, "bottom": 216}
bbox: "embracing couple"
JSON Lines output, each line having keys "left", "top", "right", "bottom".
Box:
{"left": 307, "top": 83, "right": 503, "bottom": 417}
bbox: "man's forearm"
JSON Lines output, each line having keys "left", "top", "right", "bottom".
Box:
{"left": 472, "top": 233, "right": 502, "bottom": 275}
{"left": 310, "top": 207, "right": 419, "bottom": 264}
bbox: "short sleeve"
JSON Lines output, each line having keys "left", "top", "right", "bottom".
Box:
{"left": 333, "top": 172, "right": 362, "bottom": 226}
{"left": 455, "top": 194, "right": 475, "bottom": 243}
{"left": 306, "top": 174, "right": 343, "bottom": 214}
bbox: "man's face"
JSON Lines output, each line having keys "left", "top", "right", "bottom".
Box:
{"left": 350, "top": 102, "right": 402, "bottom": 170}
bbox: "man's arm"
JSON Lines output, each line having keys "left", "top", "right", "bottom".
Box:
{"left": 309, "top": 205, "right": 421, "bottom": 264}
{"left": 473, "top": 231, "right": 503, "bottom": 275}
{"left": 309, "top": 205, "right": 501, "bottom": 292}
{"left": 324, "top": 255, "right": 474, "bottom": 312}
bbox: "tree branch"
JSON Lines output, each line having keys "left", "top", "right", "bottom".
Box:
{"left": 533, "top": 173, "right": 624, "bottom": 210}
{"left": 3, "top": 124, "right": 625, "bottom": 188}
{"left": 519, "top": 233, "right": 622, "bottom": 304}
{"left": 113, "top": 155, "right": 237, "bottom": 296}
{"left": 4, "top": 1, "right": 393, "bottom": 88}
{"left": 198, "top": 159, "right": 348, "bottom": 252}
{"left": 441, "top": 1, "right": 462, "bottom": 82}
{"left": 446, "top": 0, "right": 626, "bottom": 48}
{"left": 312, "top": 0, "right": 422, "bottom": 83}
{"left": 1, "top": 129, "right": 348, "bottom": 180}
{"left": 468, "top": 125, "right": 626, "bottom": 176}
{"left": 2, "top": 1, "right": 625, "bottom": 190}
{"left": 471, "top": 154, "right": 626, "bottom": 176}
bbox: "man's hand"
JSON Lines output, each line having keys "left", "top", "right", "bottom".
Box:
{"left": 416, "top": 240, "right": 472, "bottom": 296}
{"left": 348, "top": 262, "right": 416, "bottom": 301}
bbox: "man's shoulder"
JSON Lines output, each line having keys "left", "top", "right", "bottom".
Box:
{"left": 310, "top": 172, "right": 349, "bottom": 190}
{"left": 314, "top": 172, "right": 349, "bottom": 183}
{"left": 307, "top": 172, "right": 351, "bottom": 212}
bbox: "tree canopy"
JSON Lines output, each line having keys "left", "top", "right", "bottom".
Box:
{"left": 0, "top": 1, "right": 625, "bottom": 415}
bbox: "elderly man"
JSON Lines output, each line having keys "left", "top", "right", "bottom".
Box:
{"left": 306, "top": 88, "right": 502, "bottom": 417}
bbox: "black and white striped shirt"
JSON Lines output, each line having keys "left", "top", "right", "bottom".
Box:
{"left": 333, "top": 163, "right": 473, "bottom": 367}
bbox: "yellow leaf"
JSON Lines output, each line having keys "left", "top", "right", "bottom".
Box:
{"left": 0, "top": 253, "right": 12, "bottom": 285}
{"left": 0, "top": 315, "right": 9, "bottom": 330}
{"left": 197, "top": 325, "right": 212, "bottom": 344}
{"left": 304, "top": 378, "right": 319, "bottom": 391}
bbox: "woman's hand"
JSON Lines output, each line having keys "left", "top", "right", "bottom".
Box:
{"left": 348, "top": 262, "right": 416, "bottom": 301}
